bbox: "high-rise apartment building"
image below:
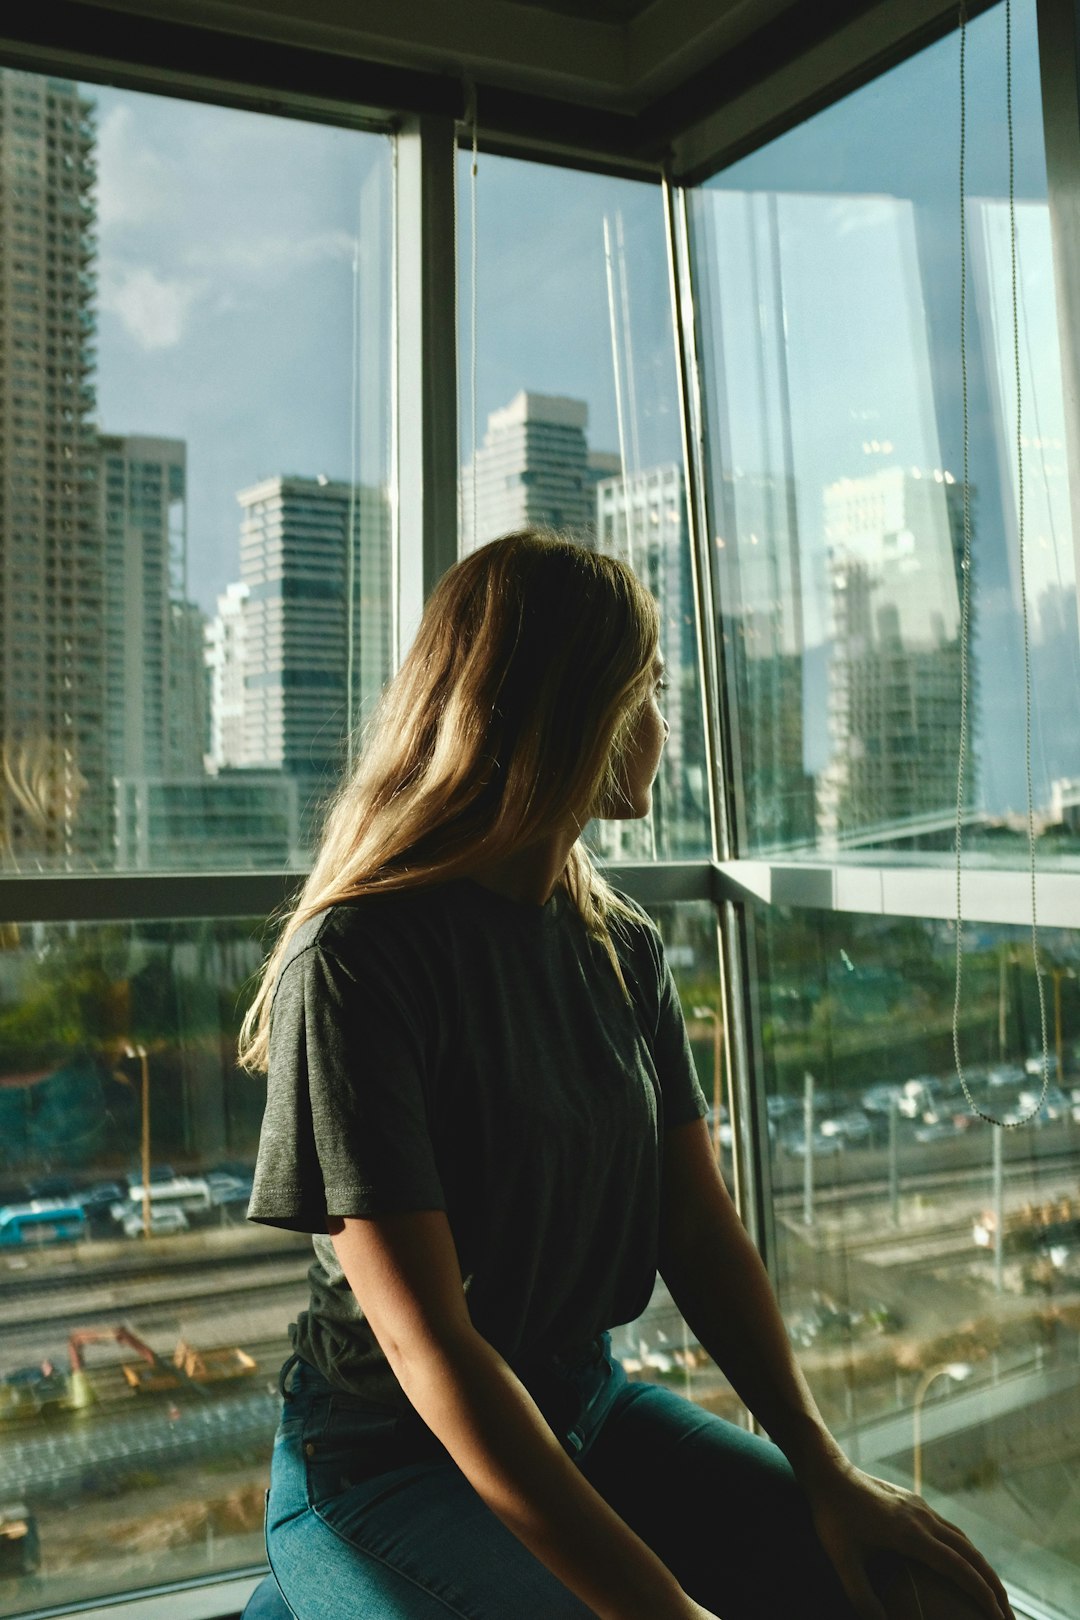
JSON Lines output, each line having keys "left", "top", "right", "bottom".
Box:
{"left": 817, "top": 466, "right": 967, "bottom": 846}
{"left": 460, "top": 392, "right": 597, "bottom": 549}
{"left": 99, "top": 434, "right": 205, "bottom": 784}
{"left": 594, "top": 463, "right": 706, "bottom": 857}
{"left": 226, "top": 475, "right": 390, "bottom": 838}
{"left": 0, "top": 69, "right": 106, "bottom": 869}
{"left": 204, "top": 580, "right": 249, "bottom": 772}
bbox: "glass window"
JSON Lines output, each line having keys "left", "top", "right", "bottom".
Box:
{"left": 688, "top": 3, "right": 1080, "bottom": 1611}
{"left": 0, "top": 895, "right": 729, "bottom": 1612}
{"left": 457, "top": 152, "right": 710, "bottom": 861}
{"left": 751, "top": 901, "right": 1080, "bottom": 1614}
{"left": 0, "top": 912, "right": 306, "bottom": 1611}
{"left": 615, "top": 901, "right": 742, "bottom": 1417}
{"left": 0, "top": 68, "right": 392, "bottom": 877}
{"left": 689, "top": 0, "right": 1077, "bottom": 865}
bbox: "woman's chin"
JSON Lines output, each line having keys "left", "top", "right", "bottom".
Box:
{"left": 606, "top": 793, "right": 652, "bottom": 822}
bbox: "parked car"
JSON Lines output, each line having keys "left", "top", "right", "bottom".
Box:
{"left": 779, "top": 1127, "right": 843, "bottom": 1158}
{"left": 860, "top": 1083, "right": 903, "bottom": 1117}
{"left": 121, "top": 1206, "right": 189, "bottom": 1239}
{"left": 914, "top": 1118, "right": 963, "bottom": 1143}
{"left": 819, "top": 1109, "right": 871, "bottom": 1145}
{"left": 23, "top": 1173, "right": 77, "bottom": 1202}
{"left": 1016, "top": 1085, "right": 1070, "bottom": 1122}
{"left": 206, "top": 1172, "right": 253, "bottom": 1207}
{"left": 79, "top": 1182, "right": 125, "bottom": 1214}
{"left": 986, "top": 1064, "right": 1025, "bottom": 1089}
{"left": 124, "top": 1164, "right": 176, "bottom": 1190}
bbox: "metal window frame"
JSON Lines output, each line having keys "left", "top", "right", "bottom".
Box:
{"left": 393, "top": 114, "right": 461, "bottom": 658}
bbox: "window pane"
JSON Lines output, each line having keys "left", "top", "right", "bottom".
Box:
{"left": 457, "top": 153, "right": 710, "bottom": 860}
{"left": 0, "top": 69, "right": 393, "bottom": 875}
{"left": 616, "top": 901, "right": 743, "bottom": 1418}
{"left": 689, "top": 0, "right": 1079, "bottom": 864}
{"left": 752, "top": 902, "right": 1080, "bottom": 1613}
{"left": 0, "top": 896, "right": 730, "bottom": 1612}
{"left": 0, "top": 913, "right": 307, "bottom": 1611}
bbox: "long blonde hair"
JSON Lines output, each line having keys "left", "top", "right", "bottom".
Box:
{"left": 238, "top": 530, "right": 660, "bottom": 1072}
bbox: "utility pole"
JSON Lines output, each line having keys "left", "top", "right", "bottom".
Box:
{"left": 888, "top": 1089, "right": 900, "bottom": 1227}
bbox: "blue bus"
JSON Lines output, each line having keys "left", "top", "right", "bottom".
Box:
{"left": 0, "top": 1201, "right": 87, "bottom": 1247}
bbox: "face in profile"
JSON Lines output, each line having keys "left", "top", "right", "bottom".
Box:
{"left": 596, "top": 654, "right": 670, "bottom": 822}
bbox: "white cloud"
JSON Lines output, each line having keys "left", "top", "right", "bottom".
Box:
{"left": 101, "top": 262, "right": 207, "bottom": 350}
{"left": 184, "top": 229, "right": 357, "bottom": 280}
{"left": 828, "top": 195, "right": 901, "bottom": 237}
{"left": 96, "top": 105, "right": 173, "bottom": 228}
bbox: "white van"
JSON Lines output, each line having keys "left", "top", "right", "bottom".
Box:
{"left": 111, "top": 1177, "right": 212, "bottom": 1223}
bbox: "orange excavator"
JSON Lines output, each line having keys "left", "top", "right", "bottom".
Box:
{"left": 67, "top": 1327, "right": 256, "bottom": 1407}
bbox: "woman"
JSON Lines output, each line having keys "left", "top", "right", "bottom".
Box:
{"left": 242, "top": 531, "right": 1012, "bottom": 1620}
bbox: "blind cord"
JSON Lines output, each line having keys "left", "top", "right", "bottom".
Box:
{"left": 953, "top": 0, "right": 1049, "bottom": 1129}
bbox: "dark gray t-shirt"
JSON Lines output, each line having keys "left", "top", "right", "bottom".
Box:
{"left": 248, "top": 878, "right": 707, "bottom": 1407}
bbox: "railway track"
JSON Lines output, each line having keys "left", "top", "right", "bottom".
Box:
{"left": 772, "top": 1146, "right": 1079, "bottom": 1210}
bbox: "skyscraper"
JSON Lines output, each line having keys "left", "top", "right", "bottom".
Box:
{"left": 713, "top": 470, "right": 815, "bottom": 853}
{"left": 460, "top": 392, "right": 597, "bottom": 550}
{"left": 817, "top": 466, "right": 967, "bottom": 847}
{"left": 227, "top": 474, "right": 390, "bottom": 839}
{"left": 204, "top": 580, "right": 250, "bottom": 772}
{"left": 99, "top": 433, "right": 205, "bottom": 783}
{"left": 594, "top": 463, "right": 707, "bottom": 857}
{"left": 0, "top": 69, "right": 106, "bottom": 869}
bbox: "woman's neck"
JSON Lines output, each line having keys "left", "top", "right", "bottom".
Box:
{"left": 466, "top": 824, "right": 580, "bottom": 907}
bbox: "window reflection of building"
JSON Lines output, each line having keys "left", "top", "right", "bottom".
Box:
{"left": 205, "top": 581, "right": 250, "bottom": 772}
{"left": 817, "top": 467, "right": 972, "bottom": 849}
{"left": 594, "top": 464, "right": 706, "bottom": 858}
{"left": 98, "top": 435, "right": 206, "bottom": 785}
{"left": 460, "top": 391, "right": 606, "bottom": 550}
{"left": 212, "top": 475, "right": 391, "bottom": 845}
{"left": 113, "top": 773, "right": 301, "bottom": 870}
{"left": 718, "top": 471, "right": 816, "bottom": 854}
{"left": 0, "top": 69, "right": 106, "bottom": 869}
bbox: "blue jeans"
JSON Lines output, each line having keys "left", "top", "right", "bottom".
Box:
{"left": 266, "top": 1339, "right": 857, "bottom": 1618}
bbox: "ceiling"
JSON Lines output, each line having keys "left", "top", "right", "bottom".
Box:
{"left": 1, "top": 0, "right": 979, "bottom": 179}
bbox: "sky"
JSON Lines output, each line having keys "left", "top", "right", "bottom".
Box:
{"left": 89, "top": 83, "right": 680, "bottom": 616}
{"left": 82, "top": 0, "right": 1078, "bottom": 808}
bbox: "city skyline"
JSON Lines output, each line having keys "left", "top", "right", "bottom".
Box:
{"left": 4, "top": 13, "right": 1079, "bottom": 876}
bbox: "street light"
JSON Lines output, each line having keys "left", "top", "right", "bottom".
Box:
{"left": 912, "top": 1361, "right": 972, "bottom": 1496}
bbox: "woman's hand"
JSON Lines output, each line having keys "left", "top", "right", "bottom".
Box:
{"left": 803, "top": 1460, "right": 1015, "bottom": 1620}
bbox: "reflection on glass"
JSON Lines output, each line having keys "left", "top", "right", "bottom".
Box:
{"left": 456, "top": 153, "right": 710, "bottom": 860}
{"left": 0, "top": 915, "right": 307, "bottom": 1613}
{"left": 753, "top": 904, "right": 1080, "bottom": 1614}
{"left": 0, "top": 67, "right": 392, "bottom": 876}
{"left": 689, "top": 0, "right": 1079, "bottom": 862}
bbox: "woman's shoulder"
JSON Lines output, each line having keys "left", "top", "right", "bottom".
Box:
{"left": 596, "top": 886, "right": 667, "bottom": 997}
{"left": 276, "top": 881, "right": 474, "bottom": 990}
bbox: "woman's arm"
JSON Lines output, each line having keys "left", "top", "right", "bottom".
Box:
{"left": 329, "top": 1210, "right": 716, "bottom": 1620}
{"left": 657, "top": 1118, "right": 1014, "bottom": 1620}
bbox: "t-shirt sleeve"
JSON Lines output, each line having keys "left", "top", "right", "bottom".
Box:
{"left": 247, "top": 939, "right": 447, "bottom": 1234}
{"left": 642, "top": 925, "right": 710, "bottom": 1130}
{"left": 654, "top": 946, "right": 712, "bottom": 1127}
